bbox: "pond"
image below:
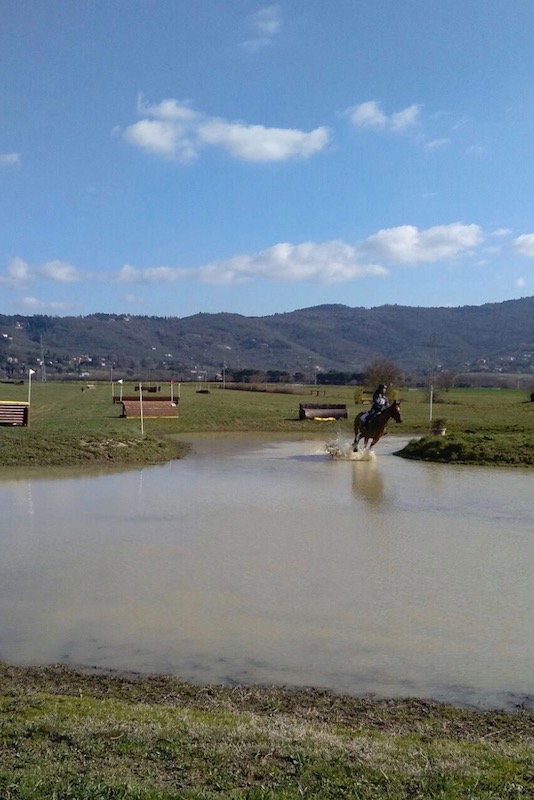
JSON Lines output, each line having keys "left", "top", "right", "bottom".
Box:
{"left": 1, "top": 434, "right": 533, "bottom": 710}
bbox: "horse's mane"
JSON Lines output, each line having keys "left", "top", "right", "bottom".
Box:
{"left": 378, "top": 400, "right": 400, "bottom": 416}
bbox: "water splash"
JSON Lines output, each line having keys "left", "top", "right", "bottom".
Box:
{"left": 324, "top": 438, "right": 376, "bottom": 461}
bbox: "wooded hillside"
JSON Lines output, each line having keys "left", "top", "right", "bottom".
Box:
{"left": 1, "top": 297, "right": 533, "bottom": 381}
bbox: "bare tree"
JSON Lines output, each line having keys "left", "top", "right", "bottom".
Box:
{"left": 364, "top": 357, "right": 403, "bottom": 389}
{"left": 433, "top": 370, "right": 456, "bottom": 391}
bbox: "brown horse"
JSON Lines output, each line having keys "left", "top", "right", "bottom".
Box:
{"left": 353, "top": 401, "right": 402, "bottom": 451}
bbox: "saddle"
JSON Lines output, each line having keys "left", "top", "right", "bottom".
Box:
{"left": 363, "top": 404, "right": 386, "bottom": 428}
{"left": 361, "top": 411, "right": 375, "bottom": 427}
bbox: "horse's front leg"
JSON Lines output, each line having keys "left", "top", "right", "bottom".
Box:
{"left": 353, "top": 432, "right": 361, "bottom": 452}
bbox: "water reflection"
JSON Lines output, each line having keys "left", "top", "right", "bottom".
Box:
{"left": 1, "top": 434, "right": 533, "bottom": 710}
{"left": 351, "top": 461, "right": 386, "bottom": 507}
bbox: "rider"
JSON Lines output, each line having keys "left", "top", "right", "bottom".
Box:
{"left": 367, "top": 384, "right": 389, "bottom": 424}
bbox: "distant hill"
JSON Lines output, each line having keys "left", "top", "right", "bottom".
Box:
{"left": 1, "top": 297, "right": 534, "bottom": 381}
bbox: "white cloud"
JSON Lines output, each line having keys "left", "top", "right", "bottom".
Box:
{"left": 3, "top": 221, "right": 488, "bottom": 299}
{"left": 20, "top": 296, "right": 77, "bottom": 311}
{"left": 249, "top": 5, "right": 281, "bottom": 35}
{"left": 0, "top": 257, "right": 31, "bottom": 285}
{"left": 198, "top": 119, "right": 329, "bottom": 162}
{"left": 241, "top": 5, "right": 281, "bottom": 50}
{"left": 122, "top": 98, "right": 201, "bottom": 162}
{"left": 425, "top": 138, "right": 451, "bottom": 151}
{"left": 513, "top": 233, "right": 534, "bottom": 257}
{"left": 121, "top": 97, "right": 329, "bottom": 162}
{"left": 347, "top": 101, "right": 387, "bottom": 129}
{"left": 116, "top": 264, "right": 190, "bottom": 283}
{"left": 0, "top": 257, "right": 81, "bottom": 286}
{"left": 39, "top": 260, "right": 80, "bottom": 282}
{"left": 390, "top": 104, "right": 421, "bottom": 131}
{"left": 123, "top": 120, "right": 185, "bottom": 159}
{"left": 515, "top": 277, "right": 526, "bottom": 288}
{"left": 0, "top": 152, "right": 21, "bottom": 167}
{"left": 136, "top": 96, "right": 199, "bottom": 121}
{"left": 364, "top": 223, "right": 483, "bottom": 265}
{"left": 124, "top": 293, "right": 144, "bottom": 304}
{"left": 115, "top": 243, "right": 387, "bottom": 288}
{"left": 347, "top": 101, "right": 421, "bottom": 131}
{"left": 197, "top": 241, "right": 388, "bottom": 285}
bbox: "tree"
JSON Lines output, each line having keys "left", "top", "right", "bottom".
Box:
{"left": 364, "top": 358, "right": 403, "bottom": 389}
{"left": 266, "top": 370, "right": 291, "bottom": 383}
{"left": 434, "top": 370, "right": 456, "bottom": 391}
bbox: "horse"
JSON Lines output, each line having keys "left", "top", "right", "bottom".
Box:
{"left": 353, "top": 400, "right": 402, "bottom": 451}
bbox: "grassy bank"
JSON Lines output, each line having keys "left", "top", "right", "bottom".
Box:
{"left": 0, "top": 428, "right": 186, "bottom": 467}
{"left": 0, "top": 381, "right": 190, "bottom": 467}
{"left": 393, "top": 387, "right": 534, "bottom": 466}
{"left": 1, "top": 381, "right": 534, "bottom": 467}
{"left": 396, "top": 431, "right": 534, "bottom": 466}
{"left": 1, "top": 663, "right": 533, "bottom": 800}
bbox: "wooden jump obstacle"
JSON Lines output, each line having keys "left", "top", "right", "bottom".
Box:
{"left": 0, "top": 400, "right": 30, "bottom": 426}
{"left": 134, "top": 384, "right": 161, "bottom": 393}
{"left": 299, "top": 403, "right": 348, "bottom": 421}
{"left": 114, "top": 395, "right": 178, "bottom": 404}
{"left": 121, "top": 400, "right": 178, "bottom": 419}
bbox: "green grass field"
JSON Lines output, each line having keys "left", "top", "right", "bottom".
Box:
{"left": 1, "top": 380, "right": 533, "bottom": 467}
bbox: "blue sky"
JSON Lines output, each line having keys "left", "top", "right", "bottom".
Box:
{"left": 2, "top": 1, "right": 534, "bottom": 318}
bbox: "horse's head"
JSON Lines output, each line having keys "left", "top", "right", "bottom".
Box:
{"left": 391, "top": 400, "right": 402, "bottom": 423}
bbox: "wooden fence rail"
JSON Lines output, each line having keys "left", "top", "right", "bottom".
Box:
{"left": 298, "top": 403, "right": 348, "bottom": 420}
{"left": 0, "top": 400, "right": 30, "bottom": 426}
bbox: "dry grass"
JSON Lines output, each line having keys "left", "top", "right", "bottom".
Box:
{"left": 1, "top": 664, "right": 534, "bottom": 799}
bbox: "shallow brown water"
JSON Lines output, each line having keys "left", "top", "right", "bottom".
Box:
{"left": 1, "top": 434, "right": 533, "bottom": 709}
